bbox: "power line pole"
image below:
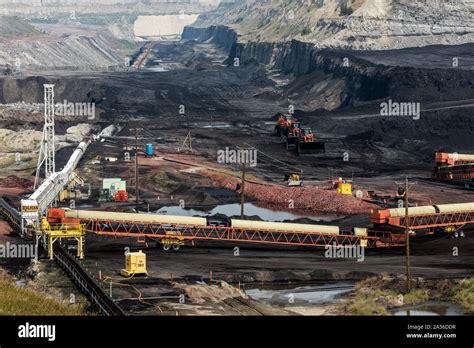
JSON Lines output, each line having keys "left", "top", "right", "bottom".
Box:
{"left": 396, "top": 177, "right": 417, "bottom": 293}
{"left": 240, "top": 162, "right": 246, "bottom": 219}
{"left": 180, "top": 131, "right": 193, "bottom": 153}
{"left": 134, "top": 127, "right": 139, "bottom": 203}
{"left": 404, "top": 176, "right": 410, "bottom": 293}
{"left": 179, "top": 112, "right": 193, "bottom": 153}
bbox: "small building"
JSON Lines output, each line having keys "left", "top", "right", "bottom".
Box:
{"left": 102, "top": 178, "right": 126, "bottom": 200}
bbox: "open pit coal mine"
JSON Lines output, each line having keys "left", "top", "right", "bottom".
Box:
{"left": 0, "top": 3, "right": 473, "bottom": 345}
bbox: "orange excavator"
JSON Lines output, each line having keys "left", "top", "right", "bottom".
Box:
{"left": 286, "top": 123, "right": 325, "bottom": 154}
{"left": 274, "top": 113, "right": 297, "bottom": 137}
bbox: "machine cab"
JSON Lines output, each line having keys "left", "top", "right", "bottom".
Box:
{"left": 302, "top": 127, "right": 313, "bottom": 135}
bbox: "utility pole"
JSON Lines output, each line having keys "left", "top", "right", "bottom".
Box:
{"left": 179, "top": 113, "right": 193, "bottom": 153}
{"left": 396, "top": 176, "right": 417, "bottom": 293}
{"left": 240, "top": 162, "right": 246, "bottom": 219}
{"left": 134, "top": 127, "right": 139, "bottom": 203}
{"left": 404, "top": 176, "right": 410, "bottom": 293}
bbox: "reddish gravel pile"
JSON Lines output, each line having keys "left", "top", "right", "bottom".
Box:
{"left": 203, "top": 171, "right": 378, "bottom": 215}
{"left": 0, "top": 175, "right": 34, "bottom": 189}
{"left": 0, "top": 220, "right": 12, "bottom": 234}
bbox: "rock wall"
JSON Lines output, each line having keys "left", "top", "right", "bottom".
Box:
{"left": 189, "top": 0, "right": 474, "bottom": 51}
{"left": 0, "top": 34, "right": 125, "bottom": 71}
{"left": 183, "top": 25, "right": 474, "bottom": 107}
{"left": 134, "top": 15, "right": 200, "bottom": 39}
{"left": 0, "top": 0, "right": 221, "bottom": 16}
{"left": 182, "top": 25, "right": 237, "bottom": 52}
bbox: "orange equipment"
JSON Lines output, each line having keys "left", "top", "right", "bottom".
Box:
{"left": 274, "top": 113, "right": 297, "bottom": 137}
{"left": 433, "top": 152, "right": 474, "bottom": 184}
{"left": 370, "top": 202, "right": 474, "bottom": 237}
{"left": 435, "top": 152, "right": 474, "bottom": 166}
{"left": 285, "top": 173, "right": 303, "bottom": 187}
{"left": 114, "top": 190, "right": 129, "bottom": 202}
{"left": 46, "top": 207, "right": 391, "bottom": 248}
{"left": 286, "top": 125, "right": 325, "bottom": 154}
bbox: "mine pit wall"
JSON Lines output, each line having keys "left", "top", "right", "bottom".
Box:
{"left": 182, "top": 25, "right": 474, "bottom": 156}
{"left": 182, "top": 25, "right": 391, "bottom": 106}
{"left": 182, "top": 25, "right": 474, "bottom": 106}
{"left": 182, "top": 25, "right": 237, "bottom": 52}
{"left": 0, "top": 76, "right": 104, "bottom": 106}
{"left": 0, "top": 0, "right": 220, "bottom": 16}
{"left": 133, "top": 15, "right": 200, "bottom": 39}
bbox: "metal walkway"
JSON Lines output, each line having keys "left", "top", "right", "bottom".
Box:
{"left": 82, "top": 217, "right": 393, "bottom": 248}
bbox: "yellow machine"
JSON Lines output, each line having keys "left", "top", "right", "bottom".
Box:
{"left": 337, "top": 182, "right": 353, "bottom": 195}
{"left": 59, "top": 189, "right": 81, "bottom": 201}
{"left": 121, "top": 250, "right": 148, "bottom": 277}
{"left": 285, "top": 173, "right": 303, "bottom": 187}
{"left": 331, "top": 178, "right": 353, "bottom": 195}
{"left": 160, "top": 231, "right": 185, "bottom": 251}
{"left": 59, "top": 172, "right": 86, "bottom": 202}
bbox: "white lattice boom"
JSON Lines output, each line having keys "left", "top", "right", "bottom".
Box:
{"left": 35, "top": 84, "right": 56, "bottom": 188}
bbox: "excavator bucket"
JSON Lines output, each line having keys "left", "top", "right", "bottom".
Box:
{"left": 296, "top": 140, "right": 325, "bottom": 154}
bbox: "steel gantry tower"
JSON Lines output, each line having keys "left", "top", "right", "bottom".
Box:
{"left": 35, "top": 84, "right": 56, "bottom": 189}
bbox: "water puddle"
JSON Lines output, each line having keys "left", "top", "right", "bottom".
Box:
{"left": 393, "top": 301, "right": 465, "bottom": 316}
{"left": 148, "top": 66, "right": 169, "bottom": 72}
{"left": 15, "top": 279, "right": 26, "bottom": 288}
{"left": 78, "top": 204, "right": 96, "bottom": 208}
{"left": 201, "top": 122, "right": 232, "bottom": 129}
{"left": 244, "top": 282, "right": 354, "bottom": 307}
{"left": 155, "top": 203, "right": 331, "bottom": 222}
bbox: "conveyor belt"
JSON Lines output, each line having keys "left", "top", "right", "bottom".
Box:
{"left": 53, "top": 244, "right": 125, "bottom": 316}
{"left": 21, "top": 140, "right": 90, "bottom": 234}
{"left": 0, "top": 197, "right": 124, "bottom": 316}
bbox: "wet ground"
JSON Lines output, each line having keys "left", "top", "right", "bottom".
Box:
{"left": 244, "top": 281, "right": 354, "bottom": 307}
{"left": 392, "top": 301, "right": 465, "bottom": 316}
{"left": 152, "top": 203, "right": 338, "bottom": 222}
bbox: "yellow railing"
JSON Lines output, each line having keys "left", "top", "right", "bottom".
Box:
{"left": 41, "top": 218, "right": 85, "bottom": 236}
